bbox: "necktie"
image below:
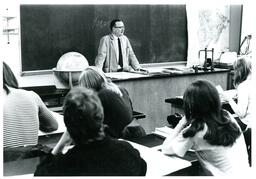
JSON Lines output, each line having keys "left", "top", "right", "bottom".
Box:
{"left": 118, "top": 38, "right": 123, "bottom": 68}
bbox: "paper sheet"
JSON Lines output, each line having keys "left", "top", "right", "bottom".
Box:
{"left": 38, "top": 111, "right": 66, "bottom": 136}
{"left": 152, "top": 126, "right": 174, "bottom": 138}
{"left": 125, "top": 140, "right": 191, "bottom": 176}
{"left": 105, "top": 72, "right": 147, "bottom": 79}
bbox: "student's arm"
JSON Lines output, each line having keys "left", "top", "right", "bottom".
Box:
{"left": 51, "top": 130, "right": 73, "bottom": 155}
{"left": 221, "top": 83, "right": 249, "bottom": 120}
{"left": 229, "top": 83, "right": 249, "bottom": 118}
{"left": 95, "top": 37, "right": 108, "bottom": 69}
{"left": 161, "top": 117, "right": 193, "bottom": 157}
{"left": 33, "top": 92, "right": 58, "bottom": 132}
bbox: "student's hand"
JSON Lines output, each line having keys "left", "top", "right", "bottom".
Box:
{"left": 51, "top": 130, "right": 73, "bottom": 155}
{"left": 182, "top": 123, "right": 192, "bottom": 133}
{"left": 173, "top": 116, "right": 188, "bottom": 134}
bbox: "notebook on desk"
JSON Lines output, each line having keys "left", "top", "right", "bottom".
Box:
{"left": 38, "top": 112, "right": 66, "bottom": 136}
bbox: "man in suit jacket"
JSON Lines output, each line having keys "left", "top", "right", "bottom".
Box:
{"left": 95, "top": 19, "right": 141, "bottom": 73}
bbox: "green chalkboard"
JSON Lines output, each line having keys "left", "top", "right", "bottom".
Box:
{"left": 20, "top": 4, "right": 187, "bottom": 72}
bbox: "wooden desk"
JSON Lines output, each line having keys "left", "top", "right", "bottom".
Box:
{"left": 128, "top": 134, "right": 206, "bottom": 176}
{"left": 165, "top": 89, "right": 236, "bottom": 115}
{"left": 113, "top": 68, "right": 230, "bottom": 133}
{"left": 19, "top": 66, "right": 230, "bottom": 134}
{"left": 47, "top": 105, "right": 146, "bottom": 120}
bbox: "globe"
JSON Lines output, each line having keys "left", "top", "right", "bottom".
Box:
{"left": 53, "top": 52, "right": 89, "bottom": 87}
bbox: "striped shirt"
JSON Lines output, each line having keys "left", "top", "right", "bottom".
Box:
{"left": 3, "top": 88, "right": 58, "bottom": 148}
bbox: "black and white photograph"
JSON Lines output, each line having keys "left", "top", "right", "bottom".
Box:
{"left": 2, "top": 0, "right": 255, "bottom": 177}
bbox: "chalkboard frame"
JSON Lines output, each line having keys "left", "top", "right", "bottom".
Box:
{"left": 20, "top": 4, "right": 188, "bottom": 74}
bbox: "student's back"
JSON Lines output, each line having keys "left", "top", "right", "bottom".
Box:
{"left": 79, "top": 66, "right": 146, "bottom": 139}
{"left": 183, "top": 114, "right": 249, "bottom": 175}
{"left": 4, "top": 88, "right": 58, "bottom": 148}
{"left": 98, "top": 88, "right": 133, "bottom": 138}
{"left": 34, "top": 137, "right": 146, "bottom": 176}
{"left": 34, "top": 87, "right": 147, "bottom": 176}
{"left": 3, "top": 61, "right": 58, "bottom": 148}
{"left": 161, "top": 80, "right": 250, "bottom": 176}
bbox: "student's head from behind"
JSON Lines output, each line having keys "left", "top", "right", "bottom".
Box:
{"left": 79, "top": 66, "right": 122, "bottom": 96}
{"left": 110, "top": 19, "right": 125, "bottom": 37}
{"left": 182, "top": 80, "right": 240, "bottom": 146}
{"left": 3, "top": 61, "right": 19, "bottom": 94}
{"left": 63, "top": 87, "right": 105, "bottom": 145}
{"left": 183, "top": 80, "right": 221, "bottom": 123}
{"left": 79, "top": 66, "right": 107, "bottom": 91}
{"left": 233, "top": 56, "right": 252, "bottom": 87}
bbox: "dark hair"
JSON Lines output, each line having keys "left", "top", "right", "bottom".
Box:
{"left": 3, "top": 61, "right": 19, "bottom": 94}
{"left": 110, "top": 19, "right": 122, "bottom": 31}
{"left": 63, "top": 87, "right": 105, "bottom": 145}
{"left": 233, "top": 56, "right": 252, "bottom": 88}
{"left": 182, "top": 80, "right": 241, "bottom": 146}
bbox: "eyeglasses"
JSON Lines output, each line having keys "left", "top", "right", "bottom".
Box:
{"left": 114, "top": 26, "right": 125, "bottom": 29}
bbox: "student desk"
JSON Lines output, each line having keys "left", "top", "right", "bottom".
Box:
{"left": 4, "top": 132, "right": 192, "bottom": 176}
{"left": 18, "top": 66, "right": 230, "bottom": 134}
{"left": 3, "top": 113, "right": 194, "bottom": 176}
{"left": 165, "top": 89, "right": 236, "bottom": 115}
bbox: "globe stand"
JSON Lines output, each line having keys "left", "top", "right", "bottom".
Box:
{"left": 68, "top": 72, "right": 73, "bottom": 88}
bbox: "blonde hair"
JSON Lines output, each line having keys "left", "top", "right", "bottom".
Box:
{"left": 233, "top": 56, "right": 252, "bottom": 88}
{"left": 79, "top": 66, "right": 122, "bottom": 96}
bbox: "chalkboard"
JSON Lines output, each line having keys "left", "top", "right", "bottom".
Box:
{"left": 20, "top": 5, "right": 187, "bottom": 72}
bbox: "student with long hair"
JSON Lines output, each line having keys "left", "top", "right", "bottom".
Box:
{"left": 227, "top": 56, "right": 253, "bottom": 129}
{"left": 79, "top": 66, "right": 145, "bottom": 139}
{"left": 79, "top": 66, "right": 124, "bottom": 97}
{"left": 161, "top": 80, "right": 249, "bottom": 176}
{"left": 220, "top": 56, "right": 254, "bottom": 165}
{"left": 3, "top": 62, "right": 58, "bottom": 148}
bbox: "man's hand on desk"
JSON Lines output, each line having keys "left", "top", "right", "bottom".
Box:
{"left": 135, "top": 68, "right": 149, "bottom": 74}
{"left": 123, "top": 66, "right": 134, "bottom": 72}
{"left": 117, "top": 66, "right": 134, "bottom": 72}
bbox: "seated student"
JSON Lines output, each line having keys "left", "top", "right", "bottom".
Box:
{"left": 97, "top": 88, "right": 133, "bottom": 138}
{"left": 161, "top": 80, "right": 250, "bottom": 176}
{"left": 3, "top": 62, "right": 58, "bottom": 148}
{"left": 219, "top": 56, "right": 254, "bottom": 165}
{"left": 79, "top": 66, "right": 146, "bottom": 138}
{"left": 79, "top": 66, "right": 132, "bottom": 107}
{"left": 34, "top": 87, "right": 147, "bottom": 176}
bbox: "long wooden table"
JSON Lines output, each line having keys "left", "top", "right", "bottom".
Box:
{"left": 112, "top": 68, "right": 230, "bottom": 133}
{"left": 19, "top": 66, "right": 230, "bottom": 134}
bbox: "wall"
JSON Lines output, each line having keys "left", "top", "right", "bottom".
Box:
{"left": 229, "top": 5, "right": 243, "bottom": 53}
{"left": 1, "top": 3, "right": 20, "bottom": 76}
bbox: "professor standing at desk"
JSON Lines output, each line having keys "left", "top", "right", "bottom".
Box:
{"left": 95, "top": 19, "right": 141, "bottom": 72}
